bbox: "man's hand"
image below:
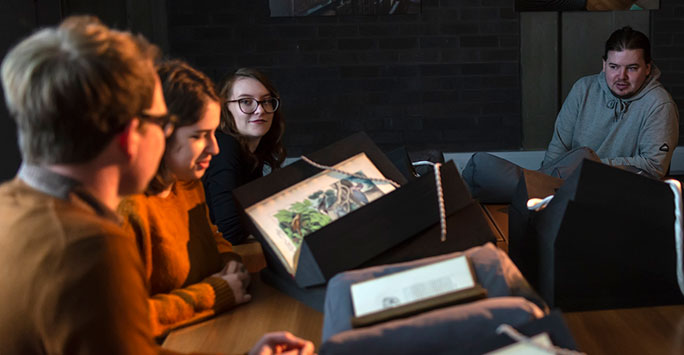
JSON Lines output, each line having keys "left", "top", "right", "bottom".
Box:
{"left": 249, "top": 331, "right": 315, "bottom": 355}
{"left": 212, "top": 260, "right": 251, "bottom": 304}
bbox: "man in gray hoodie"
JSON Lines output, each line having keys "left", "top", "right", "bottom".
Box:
{"left": 542, "top": 26, "right": 679, "bottom": 178}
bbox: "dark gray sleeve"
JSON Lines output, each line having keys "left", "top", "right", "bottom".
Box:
{"left": 543, "top": 80, "right": 584, "bottom": 167}
{"left": 601, "top": 101, "right": 679, "bottom": 178}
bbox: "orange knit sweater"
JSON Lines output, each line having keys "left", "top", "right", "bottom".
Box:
{"left": 118, "top": 180, "right": 242, "bottom": 337}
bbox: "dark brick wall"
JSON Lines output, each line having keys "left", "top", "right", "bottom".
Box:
{"left": 0, "top": 0, "right": 46, "bottom": 182}
{"left": 167, "top": 0, "right": 521, "bottom": 155}
{"left": 2, "top": 0, "right": 682, "bottom": 178}
{"left": 652, "top": 0, "right": 684, "bottom": 145}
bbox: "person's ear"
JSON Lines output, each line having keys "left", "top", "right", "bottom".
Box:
{"left": 646, "top": 62, "right": 652, "bottom": 76}
{"left": 116, "top": 119, "right": 141, "bottom": 160}
{"left": 602, "top": 58, "right": 607, "bottom": 73}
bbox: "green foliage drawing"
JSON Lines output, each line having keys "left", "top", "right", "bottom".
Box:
{"left": 273, "top": 173, "right": 384, "bottom": 245}
{"left": 274, "top": 199, "right": 332, "bottom": 245}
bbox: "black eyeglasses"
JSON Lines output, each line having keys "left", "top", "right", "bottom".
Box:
{"left": 227, "top": 97, "right": 280, "bottom": 114}
{"left": 138, "top": 112, "right": 177, "bottom": 137}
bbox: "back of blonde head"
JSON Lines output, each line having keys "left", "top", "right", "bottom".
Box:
{"left": 1, "top": 16, "right": 159, "bottom": 164}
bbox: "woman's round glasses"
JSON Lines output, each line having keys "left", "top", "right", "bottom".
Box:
{"left": 227, "top": 97, "right": 280, "bottom": 114}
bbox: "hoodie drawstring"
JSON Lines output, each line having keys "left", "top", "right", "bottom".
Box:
{"left": 607, "top": 99, "right": 629, "bottom": 121}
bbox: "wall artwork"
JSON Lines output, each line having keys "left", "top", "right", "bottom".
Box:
{"left": 270, "top": 0, "right": 421, "bottom": 17}
{"left": 515, "top": 0, "right": 659, "bottom": 11}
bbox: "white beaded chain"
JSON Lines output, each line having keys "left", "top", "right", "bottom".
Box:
{"left": 413, "top": 160, "right": 446, "bottom": 242}
{"left": 300, "top": 155, "right": 400, "bottom": 188}
{"left": 433, "top": 163, "right": 447, "bottom": 242}
{"left": 496, "top": 324, "right": 586, "bottom": 355}
{"left": 300, "top": 156, "right": 447, "bottom": 242}
{"left": 413, "top": 161, "right": 448, "bottom": 243}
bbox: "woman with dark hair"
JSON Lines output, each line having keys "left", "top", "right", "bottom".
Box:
{"left": 118, "top": 60, "right": 252, "bottom": 337}
{"left": 203, "top": 68, "right": 287, "bottom": 244}
{"left": 119, "top": 61, "right": 314, "bottom": 353}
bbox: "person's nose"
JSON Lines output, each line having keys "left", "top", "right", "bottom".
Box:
{"left": 207, "top": 134, "right": 219, "bottom": 155}
{"left": 253, "top": 101, "right": 264, "bottom": 115}
{"left": 618, "top": 67, "right": 628, "bottom": 79}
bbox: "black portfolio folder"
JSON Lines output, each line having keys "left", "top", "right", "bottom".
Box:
{"left": 508, "top": 169, "right": 564, "bottom": 288}
{"left": 234, "top": 132, "right": 496, "bottom": 291}
{"left": 531, "top": 160, "right": 683, "bottom": 310}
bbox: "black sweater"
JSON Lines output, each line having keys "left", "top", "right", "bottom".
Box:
{"left": 203, "top": 132, "right": 262, "bottom": 244}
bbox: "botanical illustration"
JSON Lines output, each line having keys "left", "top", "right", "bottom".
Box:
{"left": 270, "top": 0, "right": 421, "bottom": 17}
{"left": 245, "top": 152, "right": 396, "bottom": 274}
{"left": 273, "top": 173, "right": 385, "bottom": 245}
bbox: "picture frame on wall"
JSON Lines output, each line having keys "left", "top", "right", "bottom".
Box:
{"left": 515, "top": 0, "right": 659, "bottom": 11}
{"left": 270, "top": 0, "right": 421, "bottom": 17}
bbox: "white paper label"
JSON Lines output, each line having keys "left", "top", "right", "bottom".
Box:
{"left": 350, "top": 255, "right": 475, "bottom": 317}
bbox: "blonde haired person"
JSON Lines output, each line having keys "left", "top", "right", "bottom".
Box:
{"left": 0, "top": 15, "right": 312, "bottom": 354}
{"left": 0, "top": 15, "right": 169, "bottom": 354}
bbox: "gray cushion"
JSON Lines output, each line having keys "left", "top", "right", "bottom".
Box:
{"left": 320, "top": 297, "right": 544, "bottom": 355}
{"left": 321, "top": 243, "right": 547, "bottom": 354}
{"left": 463, "top": 147, "right": 601, "bottom": 204}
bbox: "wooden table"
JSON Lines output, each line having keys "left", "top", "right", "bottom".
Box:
{"left": 162, "top": 277, "right": 684, "bottom": 355}
{"left": 163, "top": 222, "right": 684, "bottom": 354}
{"left": 481, "top": 204, "right": 509, "bottom": 252}
{"left": 162, "top": 273, "right": 323, "bottom": 354}
{"left": 564, "top": 304, "right": 684, "bottom": 355}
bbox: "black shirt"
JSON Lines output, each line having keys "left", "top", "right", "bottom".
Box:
{"left": 203, "top": 132, "right": 262, "bottom": 244}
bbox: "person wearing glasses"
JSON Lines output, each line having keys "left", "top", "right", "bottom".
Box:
{"left": 0, "top": 15, "right": 169, "bottom": 353}
{"left": 204, "top": 68, "right": 286, "bottom": 244}
{"left": 117, "top": 60, "right": 314, "bottom": 354}
{"left": 118, "top": 60, "right": 254, "bottom": 338}
{"left": 0, "top": 17, "right": 313, "bottom": 355}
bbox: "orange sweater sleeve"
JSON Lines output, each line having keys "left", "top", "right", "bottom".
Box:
{"left": 147, "top": 276, "right": 236, "bottom": 337}
{"left": 118, "top": 194, "right": 239, "bottom": 338}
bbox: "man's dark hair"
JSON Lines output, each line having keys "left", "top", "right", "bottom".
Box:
{"left": 1, "top": 16, "right": 159, "bottom": 164}
{"left": 603, "top": 26, "right": 652, "bottom": 64}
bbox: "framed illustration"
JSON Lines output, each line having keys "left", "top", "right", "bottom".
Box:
{"left": 515, "top": 0, "right": 659, "bottom": 11}
{"left": 246, "top": 152, "right": 396, "bottom": 275}
{"left": 270, "top": 0, "right": 421, "bottom": 17}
